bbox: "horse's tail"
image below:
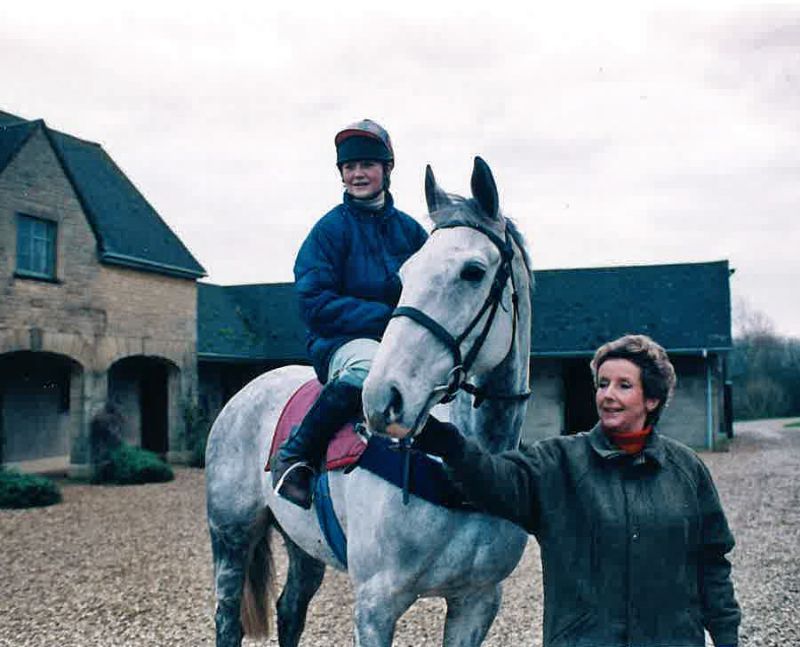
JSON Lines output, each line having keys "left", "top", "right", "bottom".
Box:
{"left": 240, "top": 506, "right": 276, "bottom": 638}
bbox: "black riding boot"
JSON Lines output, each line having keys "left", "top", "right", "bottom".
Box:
{"left": 272, "top": 379, "right": 362, "bottom": 509}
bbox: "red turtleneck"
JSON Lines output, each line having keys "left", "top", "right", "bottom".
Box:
{"left": 606, "top": 426, "right": 652, "bottom": 455}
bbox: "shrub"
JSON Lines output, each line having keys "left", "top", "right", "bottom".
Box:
{"left": 94, "top": 445, "right": 174, "bottom": 485}
{"left": 0, "top": 468, "right": 62, "bottom": 509}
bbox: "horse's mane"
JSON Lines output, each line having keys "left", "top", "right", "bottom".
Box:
{"left": 429, "top": 194, "right": 533, "bottom": 278}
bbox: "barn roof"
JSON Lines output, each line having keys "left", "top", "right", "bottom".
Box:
{"left": 531, "top": 260, "right": 732, "bottom": 355}
{"left": 198, "top": 282, "right": 307, "bottom": 362}
{"left": 0, "top": 110, "right": 205, "bottom": 279}
{"left": 197, "top": 260, "right": 732, "bottom": 361}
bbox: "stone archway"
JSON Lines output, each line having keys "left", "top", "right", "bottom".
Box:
{"left": 0, "top": 350, "right": 83, "bottom": 469}
{"left": 108, "top": 356, "right": 179, "bottom": 455}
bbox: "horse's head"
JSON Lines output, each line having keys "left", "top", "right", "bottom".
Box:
{"left": 363, "top": 157, "right": 531, "bottom": 437}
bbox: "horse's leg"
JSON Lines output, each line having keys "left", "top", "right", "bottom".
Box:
{"left": 352, "top": 581, "right": 416, "bottom": 647}
{"left": 210, "top": 525, "right": 250, "bottom": 647}
{"left": 442, "top": 585, "right": 503, "bottom": 647}
{"left": 275, "top": 531, "right": 326, "bottom": 647}
{"left": 210, "top": 508, "right": 275, "bottom": 647}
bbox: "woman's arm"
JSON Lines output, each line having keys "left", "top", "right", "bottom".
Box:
{"left": 696, "top": 461, "right": 741, "bottom": 647}
{"left": 413, "top": 417, "right": 552, "bottom": 533}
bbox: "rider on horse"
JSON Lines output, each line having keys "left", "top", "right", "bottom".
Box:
{"left": 272, "top": 119, "right": 428, "bottom": 509}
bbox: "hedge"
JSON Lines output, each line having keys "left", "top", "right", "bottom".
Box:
{"left": 0, "top": 469, "right": 62, "bottom": 509}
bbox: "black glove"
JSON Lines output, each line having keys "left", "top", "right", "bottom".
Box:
{"left": 386, "top": 273, "right": 403, "bottom": 308}
{"left": 412, "top": 416, "right": 465, "bottom": 458}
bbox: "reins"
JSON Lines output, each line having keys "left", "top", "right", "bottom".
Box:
{"left": 390, "top": 220, "right": 532, "bottom": 410}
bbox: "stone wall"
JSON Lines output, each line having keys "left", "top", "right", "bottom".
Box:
{"left": 522, "top": 358, "right": 565, "bottom": 444}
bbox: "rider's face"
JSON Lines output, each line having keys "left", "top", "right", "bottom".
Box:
{"left": 341, "top": 160, "right": 386, "bottom": 199}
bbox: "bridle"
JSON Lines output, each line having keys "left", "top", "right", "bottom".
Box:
{"left": 391, "top": 220, "right": 532, "bottom": 410}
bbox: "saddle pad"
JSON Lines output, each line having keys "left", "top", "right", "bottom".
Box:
{"left": 265, "top": 379, "right": 367, "bottom": 473}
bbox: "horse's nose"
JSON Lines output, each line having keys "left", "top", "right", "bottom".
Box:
{"left": 385, "top": 385, "right": 403, "bottom": 425}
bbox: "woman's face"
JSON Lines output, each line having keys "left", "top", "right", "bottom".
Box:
{"left": 595, "top": 358, "right": 659, "bottom": 434}
{"left": 341, "top": 160, "right": 385, "bottom": 199}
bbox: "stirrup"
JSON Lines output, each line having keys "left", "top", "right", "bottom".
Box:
{"left": 274, "top": 461, "right": 316, "bottom": 509}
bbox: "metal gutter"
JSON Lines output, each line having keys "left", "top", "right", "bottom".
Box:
{"left": 100, "top": 251, "right": 206, "bottom": 279}
{"left": 197, "top": 352, "right": 307, "bottom": 364}
{"left": 704, "top": 349, "right": 714, "bottom": 450}
{"left": 531, "top": 346, "right": 732, "bottom": 358}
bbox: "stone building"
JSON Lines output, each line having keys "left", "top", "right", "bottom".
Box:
{"left": 0, "top": 111, "right": 205, "bottom": 474}
{"left": 197, "top": 260, "right": 734, "bottom": 451}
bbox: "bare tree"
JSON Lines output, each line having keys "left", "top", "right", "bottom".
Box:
{"left": 731, "top": 300, "right": 800, "bottom": 419}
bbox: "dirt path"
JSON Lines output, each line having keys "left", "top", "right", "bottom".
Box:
{"left": 1, "top": 419, "right": 798, "bottom": 646}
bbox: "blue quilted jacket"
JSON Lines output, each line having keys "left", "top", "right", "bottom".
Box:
{"left": 294, "top": 192, "right": 428, "bottom": 382}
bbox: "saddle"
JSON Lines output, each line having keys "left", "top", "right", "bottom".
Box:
{"left": 265, "top": 379, "right": 472, "bottom": 509}
{"left": 264, "top": 379, "right": 367, "bottom": 473}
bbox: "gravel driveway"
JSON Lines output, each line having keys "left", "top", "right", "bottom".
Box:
{"left": 1, "top": 418, "right": 798, "bottom": 646}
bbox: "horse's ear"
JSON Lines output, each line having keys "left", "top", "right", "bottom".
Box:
{"left": 471, "top": 156, "right": 499, "bottom": 220}
{"left": 425, "top": 164, "right": 451, "bottom": 214}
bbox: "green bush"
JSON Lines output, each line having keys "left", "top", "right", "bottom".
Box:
{"left": 94, "top": 445, "right": 174, "bottom": 485}
{"left": 0, "top": 468, "right": 62, "bottom": 509}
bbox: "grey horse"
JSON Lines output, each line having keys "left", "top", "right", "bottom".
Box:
{"left": 205, "top": 156, "right": 533, "bottom": 646}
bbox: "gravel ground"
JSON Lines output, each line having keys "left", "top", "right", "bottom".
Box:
{"left": 1, "top": 418, "right": 798, "bottom": 646}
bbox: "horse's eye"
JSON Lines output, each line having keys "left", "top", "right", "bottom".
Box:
{"left": 460, "top": 264, "right": 486, "bottom": 283}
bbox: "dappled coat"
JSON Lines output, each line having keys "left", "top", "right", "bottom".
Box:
{"left": 294, "top": 192, "right": 427, "bottom": 382}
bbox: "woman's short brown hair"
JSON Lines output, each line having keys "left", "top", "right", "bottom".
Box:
{"left": 590, "top": 334, "right": 677, "bottom": 424}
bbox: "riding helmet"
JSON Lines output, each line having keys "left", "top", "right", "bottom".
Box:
{"left": 335, "top": 119, "right": 394, "bottom": 166}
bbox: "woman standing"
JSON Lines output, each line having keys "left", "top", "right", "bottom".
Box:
{"left": 273, "top": 119, "right": 427, "bottom": 509}
{"left": 402, "top": 334, "right": 741, "bottom": 647}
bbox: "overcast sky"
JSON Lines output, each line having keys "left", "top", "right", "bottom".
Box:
{"left": 3, "top": 2, "right": 799, "bottom": 337}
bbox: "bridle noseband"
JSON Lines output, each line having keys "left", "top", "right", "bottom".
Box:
{"left": 391, "top": 220, "right": 531, "bottom": 408}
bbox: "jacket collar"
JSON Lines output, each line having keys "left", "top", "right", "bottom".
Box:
{"left": 588, "top": 423, "right": 666, "bottom": 467}
{"left": 343, "top": 190, "right": 395, "bottom": 219}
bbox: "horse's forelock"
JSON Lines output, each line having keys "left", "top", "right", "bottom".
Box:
{"left": 429, "top": 194, "right": 502, "bottom": 231}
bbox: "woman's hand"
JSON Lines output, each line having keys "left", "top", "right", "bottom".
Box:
{"left": 411, "top": 416, "right": 465, "bottom": 458}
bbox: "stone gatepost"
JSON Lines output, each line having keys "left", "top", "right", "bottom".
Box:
{"left": 69, "top": 369, "right": 108, "bottom": 478}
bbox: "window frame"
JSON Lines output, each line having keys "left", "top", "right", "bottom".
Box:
{"left": 15, "top": 213, "right": 58, "bottom": 281}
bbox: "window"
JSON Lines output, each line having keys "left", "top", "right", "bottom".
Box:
{"left": 16, "top": 214, "right": 57, "bottom": 279}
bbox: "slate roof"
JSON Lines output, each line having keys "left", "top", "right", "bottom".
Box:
{"left": 0, "top": 110, "right": 205, "bottom": 278}
{"left": 197, "top": 260, "right": 732, "bottom": 361}
{"left": 198, "top": 282, "right": 307, "bottom": 362}
{"left": 531, "top": 260, "right": 732, "bottom": 355}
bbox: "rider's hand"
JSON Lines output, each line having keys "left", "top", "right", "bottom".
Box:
{"left": 412, "top": 416, "right": 465, "bottom": 458}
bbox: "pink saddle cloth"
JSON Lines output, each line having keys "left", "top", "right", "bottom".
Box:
{"left": 264, "top": 379, "right": 367, "bottom": 473}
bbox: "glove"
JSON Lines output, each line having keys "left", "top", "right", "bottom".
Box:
{"left": 412, "top": 416, "right": 465, "bottom": 458}
{"left": 386, "top": 274, "right": 403, "bottom": 308}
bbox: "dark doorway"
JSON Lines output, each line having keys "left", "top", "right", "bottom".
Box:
{"left": 0, "top": 351, "right": 77, "bottom": 462}
{"left": 108, "top": 357, "right": 172, "bottom": 455}
{"left": 141, "top": 362, "right": 168, "bottom": 454}
{"left": 563, "top": 359, "right": 597, "bottom": 434}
